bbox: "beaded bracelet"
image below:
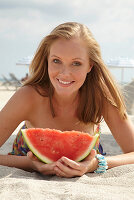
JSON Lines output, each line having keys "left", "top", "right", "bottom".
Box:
{"left": 94, "top": 154, "right": 108, "bottom": 173}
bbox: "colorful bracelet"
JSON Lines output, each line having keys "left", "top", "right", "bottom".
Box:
{"left": 94, "top": 154, "right": 108, "bottom": 173}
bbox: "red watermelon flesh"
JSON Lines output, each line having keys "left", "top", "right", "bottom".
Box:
{"left": 21, "top": 128, "right": 99, "bottom": 163}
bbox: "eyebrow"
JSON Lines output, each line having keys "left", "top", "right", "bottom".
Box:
{"left": 72, "top": 58, "right": 84, "bottom": 61}
{"left": 51, "top": 55, "right": 61, "bottom": 59}
{"left": 51, "top": 55, "right": 84, "bottom": 61}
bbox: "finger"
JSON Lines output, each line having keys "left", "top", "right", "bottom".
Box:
{"left": 54, "top": 166, "right": 72, "bottom": 178}
{"left": 27, "top": 151, "right": 57, "bottom": 175}
{"left": 27, "top": 151, "right": 32, "bottom": 157}
{"left": 40, "top": 162, "right": 56, "bottom": 172}
{"left": 27, "top": 151, "right": 34, "bottom": 158}
{"left": 84, "top": 149, "right": 96, "bottom": 161}
{"left": 27, "top": 151, "right": 40, "bottom": 161}
{"left": 58, "top": 157, "right": 81, "bottom": 170}
{"left": 90, "top": 149, "right": 96, "bottom": 158}
{"left": 32, "top": 160, "right": 56, "bottom": 175}
{"left": 55, "top": 160, "right": 81, "bottom": 177}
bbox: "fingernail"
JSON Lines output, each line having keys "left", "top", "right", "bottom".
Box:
{"left": 61, "top": 157, "right": 65, "bottom": 161}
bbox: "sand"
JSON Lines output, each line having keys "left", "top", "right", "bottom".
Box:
{"left": 0, "top": 86, "right": 134, "bottom": 200}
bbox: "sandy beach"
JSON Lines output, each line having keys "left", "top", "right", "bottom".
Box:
{"left": 0, "top": 86, "right": 134, "bottom": 200}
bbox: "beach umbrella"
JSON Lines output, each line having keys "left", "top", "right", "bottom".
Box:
{"left": 105, "top": 57, "right": 134, "bottom": 84}
{"left": 16, "top": 56, "right": 33, "bottom": 66}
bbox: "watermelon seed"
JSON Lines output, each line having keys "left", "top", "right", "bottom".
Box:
{"left": 52, "top": 149, "right": 59, "bottom": 154}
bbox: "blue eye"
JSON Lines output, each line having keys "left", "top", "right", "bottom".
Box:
{"left": 53, "top": 59, "right": 60, "bottom": 63}
{"left": 72, "top": 61, "right": 81, "bottom": 66}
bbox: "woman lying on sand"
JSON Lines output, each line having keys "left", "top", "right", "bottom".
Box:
{"left": 0, "top": 22, "right": 134, "bottom": 178}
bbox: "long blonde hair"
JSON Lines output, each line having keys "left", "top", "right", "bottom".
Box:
{"left": 23, "top": 22, "right": 127, "bottom": 123}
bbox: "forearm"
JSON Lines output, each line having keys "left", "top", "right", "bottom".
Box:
{"left": 106, "top": 152, "right": 134, "bottom": 169}
{"left": 88, "top": 152, "right": 134, "bottom": 173}
{"left": 0, "top": 154, "right": 34, "bottom": 172}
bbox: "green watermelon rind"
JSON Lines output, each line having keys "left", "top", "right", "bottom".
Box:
{"left": 21, "top": 129, "right": 99, "bottom": 164}
{"left": 76, "top": 133, "right": 99, "bottom": 161}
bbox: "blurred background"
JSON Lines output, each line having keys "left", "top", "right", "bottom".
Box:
{"left": 0, "top": 0, "right": 134, "bottom": 84}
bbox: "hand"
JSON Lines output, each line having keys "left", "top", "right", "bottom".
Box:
{"left": 54, "top": 149, "right": 97, "bottom": 178}
{"left": 27, "top": 151, "right": 56, "bottom": 175}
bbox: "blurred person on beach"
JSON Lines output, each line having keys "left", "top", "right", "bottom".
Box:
{"left": 0, "top": 22, "right": 134, "bottom": 178}
{"left": 21, "top": 73, "right": 29, "bottom": 82}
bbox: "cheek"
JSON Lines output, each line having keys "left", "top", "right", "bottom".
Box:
{"left": 75, "top": 70, "right": 89, "bottom": 86}
{"left": 48, "top": 63, "right": 57, "bottom": 77}
{"left": 75, "top": 69, "right": 88, "bottom": 80}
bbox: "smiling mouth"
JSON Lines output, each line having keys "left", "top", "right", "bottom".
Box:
{"left": 57, "top": 79, "right": 75, "bottom": 85}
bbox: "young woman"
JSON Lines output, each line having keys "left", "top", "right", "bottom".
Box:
{"left": 0, "top": 22, "right": 134, "bottom": 178}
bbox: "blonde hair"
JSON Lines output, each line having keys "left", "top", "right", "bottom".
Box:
{"left": 23, "top": 22, "right": 127, "bottom": 123}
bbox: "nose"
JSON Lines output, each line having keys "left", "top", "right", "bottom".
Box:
{"left": 59, "top": 64, "right": 71, "bottom": 75}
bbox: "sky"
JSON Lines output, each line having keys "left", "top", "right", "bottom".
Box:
{"left": 0, "top": 0, "right": 134, "bottom": 79}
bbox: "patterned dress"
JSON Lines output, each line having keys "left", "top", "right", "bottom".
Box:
{"left": 8, "top": 124, "right": 106, "bottom": 156}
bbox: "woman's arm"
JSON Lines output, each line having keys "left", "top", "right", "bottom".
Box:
{"left": 105, "top": 152, "right": 134, "bottom": 169}
{"left": 0, "top": 153, "right": 57, "bottom": 175}
{"left": 0, "top": 86, "right": 34, "bottom": 147}
{"left": 103, "top": 100, "right": 134, "bottom": 169}
{"left": 0, "top": 86, "right": 57, "bottom": 175}
{"left": 0, "top": 154, "right": 34, "bottom": 171}
{"left": 0, "top": 86, "right": 35, "bottom": 169}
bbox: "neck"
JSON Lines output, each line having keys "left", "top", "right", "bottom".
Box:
{"left": 52, "top": 92, "right": 79, "bottom": 109}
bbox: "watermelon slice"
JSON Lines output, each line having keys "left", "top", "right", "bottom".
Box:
{"left": 21, "top": 128, "right": 99, "bottom": 163}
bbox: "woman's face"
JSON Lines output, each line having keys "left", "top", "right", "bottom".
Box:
{"left": 48, "top": 37, "right": 92, "bottom": 97}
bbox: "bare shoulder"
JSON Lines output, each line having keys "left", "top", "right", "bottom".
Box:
{"left": 0, "top": 85, "right": 49, "bottom": 146}
{"left": 0, "top": 85, "right": 44, "bottom": 124}
{"left": 12, "top": 85, "right": 45, "bottom": 105}
{"left": 15, "top": 85, "right": 38, "bottom": 100}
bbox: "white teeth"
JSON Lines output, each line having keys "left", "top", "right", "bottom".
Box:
{"left": 58, "top": 79, "right": 72, "bottom": 84}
